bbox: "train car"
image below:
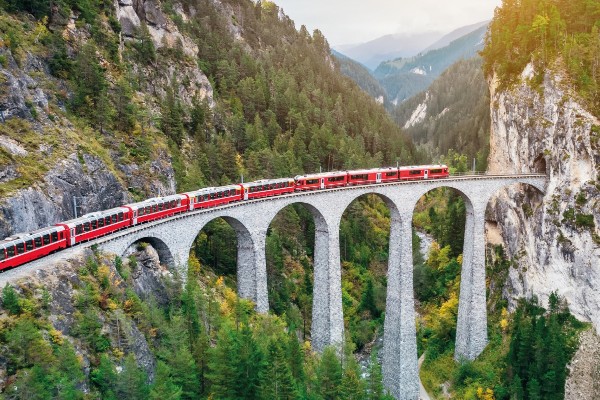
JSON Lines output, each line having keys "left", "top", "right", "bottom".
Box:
{"left": 185, "top": 185, "right": 243, "bottom": 210}
{"left": 127, "top": 194, "right": 189, "bottom": 225}
{"left": 399, "top": 164, "right": 449, "bottom": 180}
{"left": 0, "top": 226, "right": 68, "bottom": 271}
{"left": 242, "top": 178, "right": 295, "bottom": 200}
{"left": 294, "top": 171, "right": 348, "bottom": 191}
{"left": 347, "top": 167, "right": 400, "bottom": 185}
{"left": 56, "top": 206, "right": 132, "bottom": 246}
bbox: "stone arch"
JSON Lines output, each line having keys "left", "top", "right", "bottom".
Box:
{"left": 533, "top": 153, "right": 548, "bottom": 175}
{"left": 265, "top": 199, "right": 344, "bottom": 352}
{"left": 121, "top": 236, "right": 176, "bottom": 269}
{"left": 190, "top": 215, "right": 259, "bottom": 306}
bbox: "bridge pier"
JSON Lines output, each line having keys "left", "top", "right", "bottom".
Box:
{"left": 311, "top": 215, "right": 344, "bottom": 352}
{"left": 382, "top": 212, "right": 419, "bottom": 400}
{"left": 455, "top": 203, "right": 488, "bottom": 361}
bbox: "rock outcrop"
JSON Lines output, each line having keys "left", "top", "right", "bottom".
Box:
{"left": 564, "top": 329, "right": 600, "bottom": 400}
{"left": 487, "top": 63, "right": 600, "bottom": 330}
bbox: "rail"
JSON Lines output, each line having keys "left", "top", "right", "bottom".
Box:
{"left": 1, "top": 173, "right": 548, "bottom": 274}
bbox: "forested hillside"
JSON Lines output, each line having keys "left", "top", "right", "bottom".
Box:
{"left": 392, "top": 58, "right": 490, "bottom": 167}
{"left": 333, "top": 50, "right": 389, "bottom": 107}
{"left": 373, "top": 25, "right": 487, "bottom": 104}
{"left": 481, "top": 0, "right": 600, "bottom": 114}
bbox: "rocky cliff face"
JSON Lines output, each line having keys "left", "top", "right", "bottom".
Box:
{"left": 0, "top": 0, "right": 222, "bottom": 239}
{"left": 487, "top": 63, "right": 600, "bottom": 330}
{"left": 0, "top": 244, "right": 173, "bottom": 388}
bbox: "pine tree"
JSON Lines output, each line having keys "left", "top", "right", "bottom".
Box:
{"left": 367, "top": 350, "right": 386, "bottom": 400}
{"left": 151, "top": 361, "right": 183, "bottom": 400}
{"left": 317, "top": 347, "right": 342, "bottom": 400}
{"left": 168, "top": 346, "right": 200, "bottom": 399}
{"left": 260, "top": 340, "right": 299, "bottom": 399}
{"left": 339, "top": 355, "right": 366, "bottom": 400}
{"left": 115, "top": 354, "right": 149, "bottom": 400}
{"left": 2, "top": 283, "right": 20, "bottom": 315}
{"left": 90, "top": 354, "right": 117, "bottom": 399}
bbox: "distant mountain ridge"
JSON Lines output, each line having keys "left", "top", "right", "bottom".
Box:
{"left": 373, "top": 23, "right": 488, "bottom": 104}
{"left": 423, "top": 20, "right": 489, "bottom": 52}
{"left": 333, "top": 31, "right": 443, "bottom": 70}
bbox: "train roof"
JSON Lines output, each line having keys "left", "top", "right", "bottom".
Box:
{"left": 184, "top": 185, "right": 241, "bottom": 196}
{"left": 347, "top": 167, "right": 398, "bottom": 174}
{"left": 294, "top": 171, "right": 347, "bottom": 179}
{"left": 242, "top": 178, "right": 293, "bottom": 186}
{"left": 58, "top": 206, "right": 131, "bottom": 227}
{"left": 399, "top": 164, "right": 448, "bottom": 170}
{"left": 1, "top": 225, "right": 66, "bottom": 245}
{"left": 125, "top": 194, "right": 187, "bottom": 210}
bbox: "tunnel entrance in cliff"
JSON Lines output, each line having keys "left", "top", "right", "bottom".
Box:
{"left": 533, "top": 154, "right": 547, "bottom": 174}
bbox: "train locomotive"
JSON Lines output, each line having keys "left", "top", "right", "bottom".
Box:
{"left": 0, "top": 164, "right": 448, "bottom": 271}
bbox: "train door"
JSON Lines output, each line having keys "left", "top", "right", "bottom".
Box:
{"left": 424, "top": 170, "right": 429, "bottom": 179}
{"left": 320, "top": 178, "right": 325, "bottom": 189}
{"left": 70, "top": 229, "right": 76, "bottom": 246}
{"left": 244, "top": 187, "right": 249, "bottom": 200}
{"left": 376, "top": 173, "right": 382, "bottom": 183}
{"left": 133, "top": 210, "right": 138, "bottom": 225}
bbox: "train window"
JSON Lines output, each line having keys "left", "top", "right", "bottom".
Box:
{"left": 112, "top": 215, "right": 117, "bottom": 223}
{"left": 138, "top": 208, "right": 144, "bottom": 216}
{"left": 409, "top": 170, "right": 422, "bottom": 175}
{"left": 328, "top": 176, "right": 345, "bottom": 182}
{"left": 82, "top": 223, "right": 89, "bottom": 232}
{"left": 386, "top": 172, "right": 397, "bottom": 177}
{"left": 26, "top": 240, "right": 33, "bottom": 251}
{"left": 34, "top": 237, "right": 42, "bottom": 247}
{"left": 0, "top": 249, "right": 4, "bottom": 261}
{"left": 306, "top": 179, "right": 318, "bottom": 184}
{"left": 98, "top": 218, "right": 104, "bottom": 227}
{"left": 105, "top": 216, "right": 111, "bottom": 225}
{"left": 158, "top": 203, "right": 163, "bottom": 211}
{"left": 43, "top": 235, "right": 50, "bottom": 245}
{"left": 430, "top": 169, "right": 442, "bottom": 173}
{"left": 7, "top": 246, "right": 14, "bottom": 257}
{"left": 16, "top": 243, "right": 24, "bottom": 254}
{"left": 350, "top": 174, "right": 368, "bottom": 180}
{"left": 51, "top": 232, "right": 58, "bottom": 241}
{"left": 172, "top": 200, "right": 176, "bottom": 207}
{"left": 76, "top": 225, "right": 83, "bottom": 235}
{"left": 91, "top": 220, "right": 97, "bottom": 229}
{"left": 118, "top": 212, "right": 124, "bottom": 221}
{"left": 145, "top": 206, "right": 151, "bottom": 214}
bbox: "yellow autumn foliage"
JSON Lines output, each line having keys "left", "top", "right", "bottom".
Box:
{"left": 477, "top": 387, "right": 495, "bottom": 400}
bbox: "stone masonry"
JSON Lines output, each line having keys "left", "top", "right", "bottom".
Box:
{"left": 98, "top": 174, "right": 546, "bottom": 400}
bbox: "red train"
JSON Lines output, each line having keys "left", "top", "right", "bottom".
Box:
{"left": 0, "top": 164, "right": 448, "bottom": 271}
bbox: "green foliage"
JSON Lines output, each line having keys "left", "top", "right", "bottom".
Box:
{"left": 393, "top": 58, "right": 491, "bottom": 164}
{"left": 481, "top": 0, "right": 600, "bottom": 114}
{"left": 317, "top": 347, "right": 343, "bottom": 399}
{"left": 506, "top": 294, "right": 584, "bottom": 400}
{"left": 2, "top": 283, "right": 21, "bottom": 315}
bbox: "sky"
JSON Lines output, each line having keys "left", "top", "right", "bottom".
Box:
{"left": 273, "top": 0, "right": 502, "bottom": 46}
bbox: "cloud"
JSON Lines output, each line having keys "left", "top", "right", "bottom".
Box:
{"left": 274, "top": 0, "right": 500, "bottom": 45}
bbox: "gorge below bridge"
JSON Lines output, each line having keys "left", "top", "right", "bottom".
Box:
{"left": 2, "top": 173, "right": 548, "bottom": 400}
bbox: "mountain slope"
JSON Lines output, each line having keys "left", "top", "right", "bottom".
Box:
{"left": 0, "top": 0, "right": 416, "bottom": 239}
{"left": 334, "top": 31, "right": 442, "bottom": 70}
{"left": 423, "top": 20, "right": 489, "bottom": 52}
{"left": 333, "top": 50, "right": 388, "bottom": 105}
{"left": 391, "top": 57, "right": 490, "bottom": 164}
{"left": 374, "top": 24, "right": 488, "bottom": 103}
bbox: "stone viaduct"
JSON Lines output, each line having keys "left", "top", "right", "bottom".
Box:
{"left": 98, "top": 174, "right": 546, "bottom": 400}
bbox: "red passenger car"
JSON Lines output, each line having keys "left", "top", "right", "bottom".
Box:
{"left": 294, "top": 171, "right": 348, "bottom": 191}
{"left": 242, "top": 178, "right": 295, "bottom": 200}
{"left": 399, "top": 165, "right": 449, "bottom": 180}
{"left": 347, "top": 167, "right": 399, "bottom": 185}
{"left": 185, "top": 185, "right": 243, "bottom": 209}
{"left": 0, "top": 226, "right": 68, "bottom": 271}
{"left": 127, "top": 194, "right": 189, "bottom": 225}
{"left": 57, "top": 206, "right": 132, "bottom": 246}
